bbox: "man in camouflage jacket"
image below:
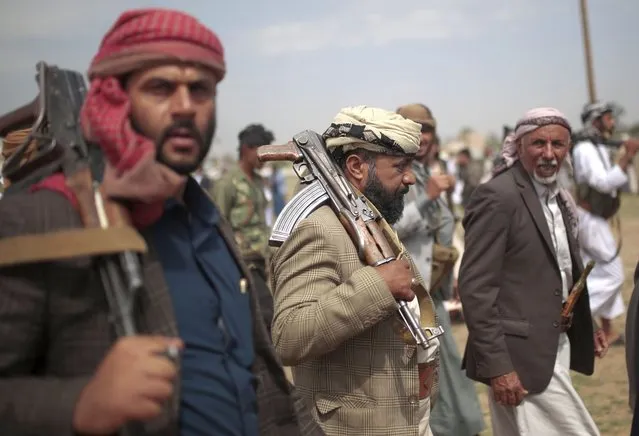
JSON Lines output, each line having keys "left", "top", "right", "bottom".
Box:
{"left": 212, "top": 124, "right": 275, "bottom": 333}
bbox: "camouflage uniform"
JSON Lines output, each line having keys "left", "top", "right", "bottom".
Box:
{"left": 211, "top": 164, "right": 269, "bottom": 263}
{"left": 211, "top": 164, "right": 274, "bottom": 334}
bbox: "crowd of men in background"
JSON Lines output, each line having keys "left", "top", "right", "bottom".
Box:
{"left": 0, "top": 7, "right": 638, "bottom": 436}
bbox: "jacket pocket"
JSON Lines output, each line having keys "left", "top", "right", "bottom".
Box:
{"left": 314, "top": 392, "right": 377, "bottom": 416}
{"left": 500, "top": 318, "right": 529, "bottom": 338}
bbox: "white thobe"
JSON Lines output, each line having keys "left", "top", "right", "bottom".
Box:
{"left": 572, "top": 140, "right": 627, "bottom": 319}
{"left": 576, "top": 207, "right": 625, "bottom": 319}
{"left": 489, "top": 182, "right": 599, "bottom": 436}
{"left": 407, "top": 296, "right": 440, "bottom": 436}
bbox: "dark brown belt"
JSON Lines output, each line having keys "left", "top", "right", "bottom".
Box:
{"left": 418, "top": 361, "right": 437, "bottom": 400}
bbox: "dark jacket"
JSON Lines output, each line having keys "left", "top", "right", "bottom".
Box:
{"left": 458, "top": 161, "right": 595, "bottom": 394}
{"left": 0, "top": 188, "right": 323, "bottom": 436}
{"left": 626, "top": 263, "right": 639, "bottom": 411}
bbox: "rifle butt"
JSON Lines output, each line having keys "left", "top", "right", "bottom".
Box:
{"left": 257, "top": 142, "right": 303, "bottom": 163}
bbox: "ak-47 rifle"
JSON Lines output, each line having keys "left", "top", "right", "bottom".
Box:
{"left": 560, "top": 260, "right": 596, "bottom": 330}
{"left": 257, "top": 130, "right": 443, "bottom": 350}
{"left": 572, "top": 129, "right": 626, "bottom": 148}
{"left": 0, "top": 61, "right": 153, "bottom": 435}
{"left": 0, "top": 61, "right": 144, "bottom": 339}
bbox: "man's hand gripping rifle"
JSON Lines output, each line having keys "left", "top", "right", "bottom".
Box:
{"left": 258, "top": 130, "right": 442, "bottom": 350}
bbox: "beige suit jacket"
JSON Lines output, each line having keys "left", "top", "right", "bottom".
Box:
{"left": 270, "top": 205, "right": 438, "bottom": 436}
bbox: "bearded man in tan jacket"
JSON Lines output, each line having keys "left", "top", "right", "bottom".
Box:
{"left": 269, "top": 106, "right": 442, "bottom": 436}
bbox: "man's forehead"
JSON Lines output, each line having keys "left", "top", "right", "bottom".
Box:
{"left": 134, "top": 63, "right": 219, "bottom": 83}
{"left": 376, "top": 153, "right": 412, "bottom": 164}
{"left": 525, "top": 124, "right": 570, "bottom": 139}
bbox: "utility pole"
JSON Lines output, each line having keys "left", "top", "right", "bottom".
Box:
{"left": 579, "top": 0, "right": 597, "bottom": 103}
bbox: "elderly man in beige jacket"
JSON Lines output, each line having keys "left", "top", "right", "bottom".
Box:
{"left": 270, "top": 106, "right": 441, "bottom": 436}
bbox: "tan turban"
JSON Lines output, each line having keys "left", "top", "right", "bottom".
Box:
{"left": 322, "top": 105, "right": 421, "bottom": 155}
{"left": 396, "top": 103, "right": 437, "bottom": 129}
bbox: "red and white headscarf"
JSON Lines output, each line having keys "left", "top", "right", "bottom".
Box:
{"left": 493, "top": 107, "right": 579, "bottom": 237}
{"left": 32, "top": 8, "right": 225, "bottom": 228}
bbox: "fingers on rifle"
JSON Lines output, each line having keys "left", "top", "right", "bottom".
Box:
{"left": 143, "top": 358, "right": 179, "bottom": 381}
{"left": 139, "top": 379, "right": 174, "bottom": 402}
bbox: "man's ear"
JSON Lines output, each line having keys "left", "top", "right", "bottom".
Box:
{"left": 345, "top": 152, "right": 370, "bottom": 187}
{"left": 516, "top": 137, "right": 525, "bottom": 156}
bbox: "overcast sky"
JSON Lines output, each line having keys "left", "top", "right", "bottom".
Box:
{"left": 0, "top": 0, "right": 637, "bottom": 156}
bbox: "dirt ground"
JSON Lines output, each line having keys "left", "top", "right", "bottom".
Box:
{"left": 449, "top": 195, "right": 639, "bottom": 436}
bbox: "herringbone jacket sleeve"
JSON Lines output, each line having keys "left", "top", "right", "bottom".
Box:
{"left": 458, "top": 183, "right": 514, "bottom": 378}
{"left": 270, "top": 214, "right": 398, "bottom": 366}
{"left": 0, "top": 192, "right": 92, "bottom": 435}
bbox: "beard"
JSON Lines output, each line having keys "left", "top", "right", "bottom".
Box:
{"left": 533, "top": 157, "right": 559, "bottom": 185}
{"left": 155, "top": 117, "right": 216, "bottom": 175}
{"left": 362, "top": 171, "right": 408, "bottom": 225}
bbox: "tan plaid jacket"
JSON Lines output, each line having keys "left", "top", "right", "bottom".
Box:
{"left": 270, "top": 205, "right": 438, "bottom": 436}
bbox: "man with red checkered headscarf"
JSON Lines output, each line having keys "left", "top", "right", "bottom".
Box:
{"left": 0, "top": 8, "right": 322, "bottom": 436}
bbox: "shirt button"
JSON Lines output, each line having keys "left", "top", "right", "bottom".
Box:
{"left": 553, "top": 321, "right": 559, "bottom": 328}
{"left": 408, "top": 396, "right": 419, "bottom": 406}
{"left": 554, "top": 289, "right": 561, "bottom": 296}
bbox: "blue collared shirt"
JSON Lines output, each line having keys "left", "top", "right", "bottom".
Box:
{"left": 151, "top": 178, "right": 258, "bottom": 436}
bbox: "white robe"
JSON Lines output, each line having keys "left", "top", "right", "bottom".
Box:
{"left": 572, "top": 140, "right": 627, "bottom": 319}
{"left": 489, "top": 334, "right": 599, "bottom": 436}
{"left": 577, "top": 207, "right": 625, "bottom": 319}
{"left": 489, "top": 181, "right": 599, "bottom": 436}
{"left": 408, "top": 294, "right": 440, "bottom": 436}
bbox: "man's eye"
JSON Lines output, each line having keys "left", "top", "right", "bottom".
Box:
{"left": 148, "top": 81, "right": 174, "bottom": 94}
{"left": 191, "top": 84, "right": 209, "bottom": 93}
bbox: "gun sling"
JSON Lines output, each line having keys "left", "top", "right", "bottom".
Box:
{"left": 0, "top": 226, "right": 147, "bottom": 267}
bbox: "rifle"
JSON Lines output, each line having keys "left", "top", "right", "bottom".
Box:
{"left": 1, "top": 61, "right": 146, "bottom": 339}
{"left": 257, "top": 130, "right": 443, "bottom": 349}
{"left": 560, "top": 260, "right": 595, "bottom": 330}
{"left": 572, "top": 130, "right": 625, "bottom": 148}
{"left": 0, "top": 63, "right": 158, "bottom": 435}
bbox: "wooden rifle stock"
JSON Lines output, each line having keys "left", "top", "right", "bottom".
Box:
{"left": 257, "top": 142, "right": 303, "bottom": 163}
{"left": 560, "top": 260, "right": 595, "bottom": 330}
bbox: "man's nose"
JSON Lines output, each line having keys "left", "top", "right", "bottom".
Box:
{"left": 404, "top": 169, "right": 416, "bottom": 186}
{"left": 541, "top": 143, "right": 554, "bottom": 159}
{"left": 171, "top": 86, "right": 196, "bottom": 117}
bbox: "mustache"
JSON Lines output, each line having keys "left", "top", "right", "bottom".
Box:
{"left": 536, "top": 158, "right": 558, "bottom": 167}
{"left": 157, "top": 119, "right": 205, "bottom": 147}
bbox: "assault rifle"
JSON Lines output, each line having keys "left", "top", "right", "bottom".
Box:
{"left": 0, "top": 61, "right": 145, "bottom": 339}
{"left": 572, "top": 129, "right": 625, "bottom": 148}
{"left": 257, "top": 130, "right": 443, "bottom": 349}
